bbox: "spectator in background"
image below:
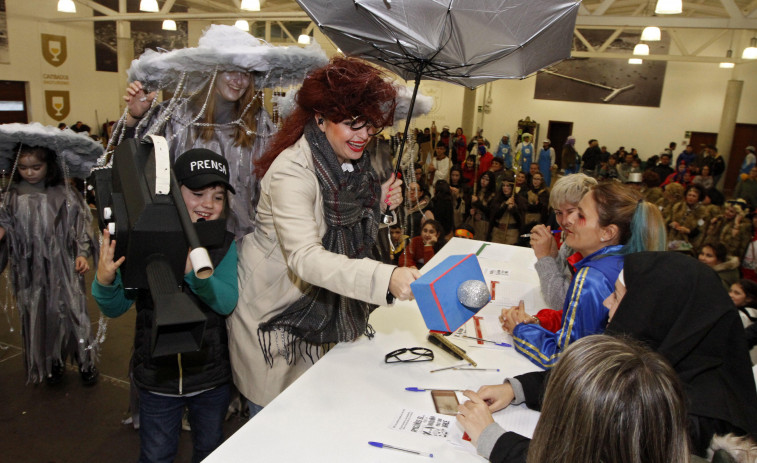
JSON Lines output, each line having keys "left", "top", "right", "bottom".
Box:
{"left": 70, "top": 121, "right": 91, "bottom": 134}
{"left": 487, "top": 157, "right": 507, "bottom": 191}
{"left": 676, "top": 144, "right": 696, "bottom": 170}
{"left": 652, "top": 153, "right": 675, "bottom": 182}
{"left": 599, "top": 145, "right": 610, "bottom": 163}
{"left": 427, "top": 143, "right": 452, "bottom": 193}
{"left": 617, "top": 152, "right": 634, "bottom": 183}
{"left": 739, "top": 146, "right": 757, "bottom": 180}
{"left": 598, "top": 155, "right": 620, "bottom": 182}
{"left": 536, "top": 139, "right": 555, "bottom": 186}
{"left": 451, "top": 127, "right": 467, "bottom": 165}
{"left": 735, "top": 166, "right": 757, "bottom": 210}
{"left": 461, "top": 154, "right": 479, "bottom": 186}
{"left": 477, "top": 144, "right": 494, "bottom": 178}
{"left": 704, "top": 144, "right": 726, "bottom": 185}
{"left": 580, "top": 138, "right": 602, "bottom": 177}
{"left": 644, "top": 154, "right": 660, "bottom": 172}
{"left": 495, "top": 134, "right": 513, "bottom": 169}
{"left": 560, "top": 136, "right": 580, "bottom": 175}
{"left": 514, "top": 133, "right": 535, "bottom": 174}
{"left": 667, "top": 185, "right": 707, "bottom": 249}
{"left": 699, "top": 243, "right": 741, "bottom": 290}
{"left": 692, "top": 164, "right": 714, "bottom": 190}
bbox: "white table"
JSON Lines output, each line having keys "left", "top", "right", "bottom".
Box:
{"left": 206, "top": 238, "right": 545, "bottom": 462}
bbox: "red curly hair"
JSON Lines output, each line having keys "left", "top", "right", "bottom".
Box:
{"left": 255, "top": 57, "right": 397, "bottom": 177}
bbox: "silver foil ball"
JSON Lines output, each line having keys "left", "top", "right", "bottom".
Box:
{"left": 457, "top": 280, "right": 490, "bottom": 309}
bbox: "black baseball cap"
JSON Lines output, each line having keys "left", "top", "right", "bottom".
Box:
{"left": 173, "top": 148, "right": 235, "bottom": 194}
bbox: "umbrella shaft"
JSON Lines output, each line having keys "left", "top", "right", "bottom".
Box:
{"left": 393, "top": 71, "right": 424, "bottom": 178}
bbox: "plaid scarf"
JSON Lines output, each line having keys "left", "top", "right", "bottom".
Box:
{"left": 258, "top": 120, "right": 381, "bottom": 366}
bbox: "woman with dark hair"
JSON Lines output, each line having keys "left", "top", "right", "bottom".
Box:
{"left": 227, "top": 57, "right": 420, "bottom": 415}
{"left": 461, "top": 154, "right": 479, "bottom": 186}
{"left": 699, "top": 243, "right": 740, "bottom": 289}
{"left": 458, "top": 335, "right": 692, "bottom": 463}
{"left": 429, "top": 180, "right": 456, "bottom": 238}
{"left": 463, "top": 252, "right": 757, "bottom": 459}
{"left": 489, "top": 177, "right": 526, "bottom": 245}
{"left": 523, "top": 171, "right": 549, "bottom": 227}
{"left": 729, "top": 278, "right": 757, "bottom": 363}
{"left": 449, "top": 165, "right": 471, "bottom": 226}
{"left": 452, "top": 127, "right": 467, "bottom": 165}
{"left": 503, "top": 182, "right": 666, "bottom": 369}
{"left": 468, "top": 172, "right": 497, "bottom": 240}
{"left": 667, "top": 184, "right": 707, "bottom": 248}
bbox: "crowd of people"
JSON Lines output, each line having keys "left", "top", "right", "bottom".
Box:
{"left": 2, "top": 23, "right": 757, "bottom": 463}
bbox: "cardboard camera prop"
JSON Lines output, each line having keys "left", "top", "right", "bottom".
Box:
{"left": 93, "top": 136, "right": 225, "bottom": 357}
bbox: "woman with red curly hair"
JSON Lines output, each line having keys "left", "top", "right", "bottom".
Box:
{"left": 227, "top": 57, "right": 421, "bottom": 416}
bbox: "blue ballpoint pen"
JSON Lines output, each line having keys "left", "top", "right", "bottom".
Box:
{"left": 369, "top": 441, "right": 434, "bottom": 458}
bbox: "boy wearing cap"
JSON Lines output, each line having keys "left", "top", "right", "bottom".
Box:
{"left": 92, "top": 148, "right": 238, "bottom": 463}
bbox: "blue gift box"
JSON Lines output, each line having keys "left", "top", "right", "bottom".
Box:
{"left": 411, "top": 253, "right": 489, "bottom": 333}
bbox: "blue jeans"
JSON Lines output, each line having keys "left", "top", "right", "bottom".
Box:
{"left": 138, "top": 384, "right": 230, "bottom": 463}
{"left": 247, "top": 400, "right": 264, "bottom": 420}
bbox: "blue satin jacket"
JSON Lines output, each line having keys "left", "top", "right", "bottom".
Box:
{"left": 512, "top": 245, "right": 624, "bottom": 369}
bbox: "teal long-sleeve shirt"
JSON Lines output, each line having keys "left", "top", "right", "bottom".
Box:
{"left": 91, "top": 241, "right": 238, "bottom": 318}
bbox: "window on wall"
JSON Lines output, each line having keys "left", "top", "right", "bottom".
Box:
{"left": 0, "top": 80, "right": 28, "bottom": 123}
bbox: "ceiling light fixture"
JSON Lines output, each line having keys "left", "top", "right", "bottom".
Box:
{"left": 57, "top": 0, "right": 76, "bottom": 13}
{"left": 162, "top": 20, "right": 177, "bottom": 31}
{"left": 139, "top": 0, "right": 159, "bottom": 13}
{"left": 241, "top": 0, "right": 261, "bottom": 11}
{"left": 641, "top": 26, "right": 661, "bottom": 41}
{"left": 719, "top": 49, "right": 734, "bottom": 68}
{"left": 629, "top": 58, "right": 643, "bottom": 64}
{"left": 655, "top": 0, "right": 682, "bottom": 14}
{"left": 298, "top": 32, "right": 311, "bottom": 45}
{"left": 235, "top": 20, "right": 250, "bottom": 32}
{"left": 742, "top": 37, "right": 757, "bottom": 59}
{"left": 633, "top": 43, "right": 650, "bottom": 56}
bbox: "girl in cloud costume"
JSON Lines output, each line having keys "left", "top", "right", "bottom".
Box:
{"left": 0, "top": 123, "right": 102, "bottom": 384}
{"left": 116, "top": 24, "right": 328, "bottom": 239}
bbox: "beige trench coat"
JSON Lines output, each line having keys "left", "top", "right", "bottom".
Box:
{"left": 227, "top": 135, "right": 395, "bottom": 406}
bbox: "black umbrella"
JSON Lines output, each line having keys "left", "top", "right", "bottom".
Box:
{"left": 296, "top": 0, "right": 580, "bottom": 194}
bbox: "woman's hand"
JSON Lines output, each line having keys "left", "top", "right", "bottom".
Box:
{"left": 380, "top": 174, "right": 403, "bottom": 213}
{"left": 96, "top": 229, "right": 125, "bottom": 286}
{"left": 457, "top": 391, "right": 495, "bottom": 446}
{"left": 423, "top": 235, "right": 437, "bottom": 247}
{"left": 123, "top": 81, "right": 156, "bottom": 126}
{"left": 529, "top": 224, "right": 558, "bottom": 259}
{"left": 499, "top": 300, "right": 533, "bottom": 333}
{"left": 477, "top": 383, "right": 516, "bottom": 413}
{"left": 75, "top": 256, "right": 90, "bottom": 275}
{"left": 388, "top": 266, "right": 421, "bottom": 300}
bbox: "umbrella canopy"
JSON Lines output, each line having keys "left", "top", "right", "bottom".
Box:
{"left": 296, "top": 0, "right": 580, "bottom": 89}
